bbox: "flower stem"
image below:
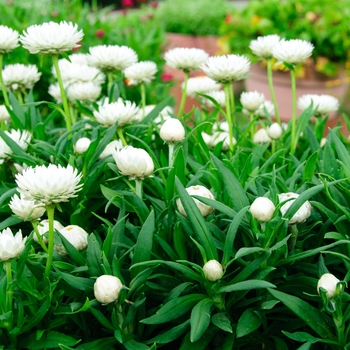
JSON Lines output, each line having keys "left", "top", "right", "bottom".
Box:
{"left": 140, "top": 82, "right": 146, "bottom": 120}
{"left": 117, "top": 128, "right": 127, "bottom": 146}
{"left": 0, "top": 54, "right": 10, "bottom": 107}
{"left": 224, "top": 83, "right": 234, "bottom": 152}
{"left": 5, "top": 260, "right": 13, "bottom": 314}
{"left": 177, "top": 71, "right": 189, "bottom": 119}
{"left": 51, "top": 54, "right": 72, "bottom": 130}
{"left": 267, "top": 58, "right": 280, "bottom": 124}
{"left": 229, "top": 82, "right": 235, "bottom": 127}
{"left": 108, "top": 71, "right": 115, "bottom": 102}
{"left": 288, "top": 224, "right": 298, "bottom": 252}
{"left": 32, "top": 220, "right": 48, "bottom": 253}
{"left": 44, "top": 204, "right": 56, "bottom": 279}
{"left": 16, "top": 91, "right": 23, "bottom": 105}
{"left": 271, "top": 139, "right": 276, "bottom": 154}
{"left": 135, "top": 179, "right": 143, "bottom": 198}
{"left": 168, "top": 142, "right": 174, "bottom": 170}
{"left": 290, "top": 68, "right": 297, "bottom": 154}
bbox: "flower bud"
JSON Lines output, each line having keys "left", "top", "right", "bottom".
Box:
{"left": 250, "top": 197, "right": 275, "bottom": 222}
{"left": 55, "top": 225, "right": 88, "bottom": 256}
{"left": 74, "top": 137, "right": 91, "bottom": 154}
{"left": 176, "top": 185, "right": 215, "bottom": 217}
{"left": 35, "top": 219, "right": 64, "bottom": 244}
{"left": 98, "top": 139, "right": 123, "bottom": 159}
{"left": 266, "top": 123, "right": 283, "bottom": 140}
{"left": 278, "top": 192, "right": 312, "bottom": 224}
{"left": 203, "top": 260, "right": 224, "bottom": 281}
{"left": 94, "top": 275, "right": 123, "bottom": 304}
{"left": 317, "top": 273, "right": 342, "bottom": 299}
{"left": 160, "top": 118, "right": 185, "bottom": 143}
{"left": 253, "top": 128, "right": 271, "bottom": 144}
{"left": 0, "top": 228, "right": 27, "bottom": 261}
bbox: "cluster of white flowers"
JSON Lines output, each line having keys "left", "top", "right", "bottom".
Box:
{"left": 202, "top": 131, "right": 236, "bottom": 151}
{"left": 298, "top": 94, "right": 339, "bottom": 116}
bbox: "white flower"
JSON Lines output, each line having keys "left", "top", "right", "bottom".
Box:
{"left": 67, "top": 82, "right": 102, "bottom": 103}
{"left": 13, "top": 162, "right": 29, "bottom": 174}
{"left": 249, "top": 35, "right": 281, "bottom": 59}
{"left": 177, "top": 185, "right": 215, "bottom": 217}
{"left": 55, "top": 225, "right": 89, "bottom": 256}
{"left": 113, "top": 146, "right": 154, "bottom": 180}
{"left": 317, "top": 273, "right": 342, "bottom": 299}
{"left": 15, "top": 164, "right": 83, "bottom": 205}
{"left": 201, "top": 131, "right": 235, "bottom": 151}
{"left": 278, "top": 192, "right": 312, "bottom": 225}
{"left": 35, "top": 219, "right": 64, "bottom": 244}
{"left": 272, "top": 39, "right": 314, "bottom": 65}
{"left": 298, "top": 94, "right": 339, "bottom": 116}
{"left": 0, "top": 25, "right": 19, "bottom": 53}
{"left": 0, "top": 129, "right": 31, "bottom": 164}
{"left": 205, "top": 90, "right": 226, "bottom": 108}
{"left": 48, "top": 83, "right": 63, "bottom": 103}
{"left": 213, "top": 121, "right": 229, "bottom": 132}
{"left": 94, "top": 275, "right": 123, "bottom": 304}
{"left": 124, "top": 61, "right": 158, "bottom": 85}
{"left": 267, "top": 123, "right": 283, "bottom": 140}
{"left": 320, "top": 138, "right": 327, "bottom": 148}
{"left": 135, "top": 105, "right": 156, "bottom": 121}
{"left": 9, "top": 194, "right": 45, "bottom": 221}
{"left": 74, "top": 137, "right": 91, "bottom": 154}
{"left": 160, "top": 118, "right": 185, "bottom": 143}
{"left": 3, "top": 64, "right": 41, "bottom": 92}
{"left": 250, "top": 197, "right": 275, "bottom": 222}
{"left": 68, "top": 53, "right": 90, "bottom": 65}
{"left": 93, "top": 100, "right": 139, "bottom": 127}
{"left": 19, "top": 21, "right": 84, "bottom": 54}
{"left": 0, "top": 228, "right": 27, "bottom": 261}
{"left": 184, "top": 76, "right": 221, "bottom": 98}
{"left": 203, "top": 260, "right": 224, "bottom": 282}
{"left": 240, "top": 91, "right": 265, "bottom": 112}
{"left": 256, "top": 100, "right": 275, "bottom": 117}
{"left": 164, "top": 47, "right": 209, "bottom": 72}
{"left": 0, "top": 105, "right": 10, "bottom": 122}
{"left": 88, "top": 45, "right": 138, "bottom": 72}
{"left": 253, "top": 128, "right": 271, "bottom": 144}
{"left": 201, "top": 54, "right": 251, "bottom": 83}
{"left": 98, "top": 140, "right": 124, "bottom": 159}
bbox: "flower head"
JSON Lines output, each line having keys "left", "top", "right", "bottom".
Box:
{"left": 278, "top": 192, "right": 312, "bottom": 224}
{"left": 98, "top": 139, "right": 123, "bottom": 159}
{"left": 184, "top": 76, "right": 221, "bottom": 98}
{"left": 272, "top": 39, "right": 314, "bottom": 65}
{"left": 94, "top": 275, "right": 123, "bottom": 304}
{"left": 202, "top": 131, "right": 236, "bottom": 151}
{"left": 0, "top": 129, "right": 31, "bottom": 164}
{"left": 9, "top": 194, "right": 45, "bottom": 221}
{"left": 250, "top": 197, "right": 275, "bottom": 222}
{"left": 317, "top": 273, "right": 342, "bottom": 299}
{"left": 15, "top": 164, "right": 83, "bottom": 205}
{"left": 249, "top": 35, "right": 281, "bottom": 59}
{"left": 0, "top": 228, "right": 27, "bottom": 261}
{"left": 160, "top": 118, "right": 185, "bottom": 143}
{"left": 203, "top": 260, "right": 224, "bottom": 281}
{"left": 201, "top": 54, "right": 251, "bottom": 84}
{"left": 164, "top": 47, "right": 209, "bottom": 72}
{"left": 35, "top": 219, "right": 64, "bottom": 244}
{"left": 55, "top": 225, "right": 89, "bottom": 256}
{"left": 19, "top": 21, "right": 84, "bottom": 54}
{"left": 0, "top": 105, "right": 10, "bottom": 123}
{"left": 297, "top": 94, "right": 339, "bottom": 116}
{"left": 67, "top": 82, "right": 102, "bottom": 103}
{"left": 3, "top": 64, "right": 41, "bottom": 92}
{"left": 88, "top": 45, "right": 138, "bottom": 72}
{"left": 74, "top": 137, "right": 91, "bottom": 154}
{"left": 256, "top": 100, "right": 275, "bottom": 117}
{"left": 267, "top": 123, "right": 283, "bottom": 140}
{"left": 205, "top": 90, "right": 226, "bottom": 108}
{"left": 113, "top": 146, "right": 154, "bottom": 180}
{"left": 240, "top": 91, "right": 265, "bottom": 112}
{"left": 0, "top": 25, "right": 19, "bottom": 53}
{"left": 253, "top": 128, "right": 271, "bottom": 144}
{"left": 124, "top": 61, "right": 157, "bottom": 85}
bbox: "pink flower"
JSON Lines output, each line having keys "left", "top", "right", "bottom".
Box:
{"left": 95, "top": 29, "right": 104, "bottom": 38}
{"left": 122, "top": 0, "right": 134, "bottom": 7}
{"left": 151, "top": 1, "right": 158, "bottom": 8}
{"left": 161, "top": 73, "right": 173, "bottom": 82}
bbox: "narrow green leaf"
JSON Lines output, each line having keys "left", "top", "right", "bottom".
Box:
{"left": 75, "top": 338, "right": 117, "bottom": 350}
{"left": 147, "top": 320, "right": 190, "bottom": 344}
{"left": 283, "top": 331, "right": 339, "bottom": 345}
{"left": 190, "top": 299, "right": 214, "bottom": 342}
{"left": 86, "top": 233, "right": 103, "bottom": 277}
{"left": 236, "top": 308, "right": 262, "bottom": 338}
{"left": 218, "top": 280, "right": 275, "bottom": 293}
{"left": 18, "top": 331, "right": 80, "bottom": 349}
{"left": 211, "top": 313, "right": 232, "bottom": 333}
{"left": 303, "top": 151, "right": 318, "bottom": 182}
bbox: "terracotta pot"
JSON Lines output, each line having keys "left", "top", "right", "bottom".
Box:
{"left": 245, "top": 63, "right": 348, "bottom": 122}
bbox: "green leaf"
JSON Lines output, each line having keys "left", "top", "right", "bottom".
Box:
{"left": 283, "top": 331, "right": 339, "bottom": 346}
{"left": 124, "top": 339, "right": 150, "bottom": 350}
{"left": 330, "top": 128, "right": 350, "bottom": 170}
{"left": 56, "top": 231, "right": 86, "bottom": 266}
{"left": 218, "top": 280, "right": 275, "bottom": 293}
{"left": 86, "top": 233, "right": 103, "bottom": 277}
{"left": 211, "top": 313, "right": 232, "bottom": 333}
{"left": 236, "top": 308, "right": 262, "bottom": 338}
{"left": 235, "top": 247, "right": 266, "bottom": 260}
{"left": 54, "top": 266, "right": 94, "bottom": 292}
{"left": 303, "top": 151, "right": 318, "bottom": 182}
{"left": 190, "top": 298, "right": 214, "bottom": 342}
{"left": 75, "top": 337, "right": 116, "bottom": 349}
{"left": 18, "top": 331, "right": 80, "bottom": 349}
{"left": 147, "top": 320, "right": 190, "bottom": 344}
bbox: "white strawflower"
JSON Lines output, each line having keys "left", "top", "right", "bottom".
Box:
{"left": 213, "top": 121, "right": 229, "bottom": 132}
{"left": 253, "top": 128, "right": 271, "bottom": 144}
{"left": 55, "top": 225, "right": 89, "bottom": 256}
{"left": 35, "top": 219, "right": 64, "bottom": 244}
{"left": 201, "top": 54, "right": 251, "bottom": 83}
{"left": 68, "top": 53, "right": 90, "bottom": 65}
{"left": 256, "top": 100, "right": 275, "bottom": 117}
{"left": 240, "top": 91, "right": 265, "bottom": 112}
{"left": 93, "top": 100, "right": 139, "bottom": 127}
{"left": 160, "top": 118, "right": 185, "bottom": 143}
{"left": 249, "top": 35, "right": 281, "bottom": 59}
{"left": 0, "top": 228, "right": 27, "bottom": 261}
{"left": 15, "top": 164, "right": 83, "bottom": 205}
{"left": 48, "top": 83, "right": 63, "bottom": 103}
{"left": 250, "top": 197, "right": 275, "bottom": 222}
{"left": 135, "top": 105, "right": 156, "bottom": 121}
{"left": 0, "top": 105, "right": 10, "bottom": 122}
{"left": 67, "top": 82, "right": 102, "bottom": 103}
{"left": 267, "top": 123, "right": 283, "bottom": 140}
{"left": 211, "top": 131, "right": 236, "bottom": 151}
{"left": 272, "top": 39, "right": 314, "bottom": 65}
{"left": 19, "top": 21, "right": 84, "bottom": 54}
{"left": 317, "top": 273, "right": 342, "bottom": 299}
{"left": 3, "top": 64, "right": 41, "bottom": 92}
{"left": 278, "top": 192, "right": 312, "bottom": 225}
{"left": 164, "top": 47, "right": 209, "bottom": 72}
{"left": 184, "top": 76, "right": 221, "bottom": 98}
{"left": 203, "top": 260, "right": 224, "bottom": 282}
{"left": 9, "top": 194, "right": 45, "bottom": 221}
{"left": 74, "top": 137, "right": 91, "bottom": 154}
{"left": 113, "top": 146, "right": 154, "bottom": 180}
{"left": 177, "top": 185, "right": 215, "bottom": 217}
{"left": 124, "top": 61, "right": 158, "bottom": 85}
{"left": 0, "top": 25, "right": 19, "bottom": 53}
{"left": 152, "top": 106, "right": 175, "bottom": 124}
{"left": 205, "top": 90, "right": 226, "bottom": 108}
{"left": 94, "top": 275, "right": 123, "bottom": 304}
{"left": 98, "top": 139, "right": 123, "bottom": 159}
{"left": 0, "top": 129, "right": 31, "bottom": 164}
{"left": 298, "top": 94, "right": 339, "bottom": 116}
{"left": 88, "top": 45, "right": 138, "bottom": 72}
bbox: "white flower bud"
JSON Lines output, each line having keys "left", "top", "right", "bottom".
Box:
{"left": 266, "top": 123, "right": 283, "bottom": 140}
{"left": 317, "top": 273, "right": 342, "bottom": 299}
{"left": 203, "top": 260, "right": 224, "bottom": 281}
{"left": 74, "top": 137, "right": 91, "bottom": 154}
{"left": 9, "top": 194, "right": 45, "bottom": 221}
{"left": 320, "top": 138, "right": 327, "bottom": 148}
{"left": 55, "top": 225, "right": 89, "bottom": 256}
{"left": 35, "top": 219, "right": 64, "bottom": 244}
{"left": 253, "top": 128, "right": 271, "bottom": 144}
{"left": 94, "top": 275, "right": 123, "bottom": 304}
{"left": 278, "top": 192, "right": 312, "bottom": 224}
{"left": 160, "top": 118, "right": 185, "bottom": 143}
{"left": 0, "top": 228, "right": 27, "bottom": 261}
{"left": 176, "top": 185, "right": 215, "bottom": 217}
{"left": 98, "top": 139, "right": 123, "bottom": 159}
{"left": 250, "top": 197, "right": 275, "bottom": 222}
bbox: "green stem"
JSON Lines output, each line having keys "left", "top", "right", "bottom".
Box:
{"left": 224, "top": 83, "right": 234, "bottom": 152}
{"left": 140, "top": 82, "right": 146, "bottom": 120}
{"left": 44, "top": 204, "right": 56, "bottom": 279}
{"left": 32, "top": 220, "right": 48, "bottom": 253}
{"left": 271, "top": 139, "right": 276, "bottom": 154}
{"left": 177, "top": 71, "right": 189, "bottom": 119}
{"left": 108, "top": 71, "right": 115, "bottom": 102}
{"left": 5, "top": 260, "right": 13, "bottom": 314}
{"left": 333, "top": 303, "right": 345, "bottom": 348}
{"left": 0, "top": 54, "right": 10, "bottom": 106}
{"left": 168, "top": 143, "right": 174, "bottom": 170}
{"left": 290, "top": 68, "right": 297, "bottom": 154}
{"left": 15, "top": 91, "right": 23, "bottom": 105}
{"left": 288, "top": 224, "right": 298, "bottom": 252}
{"left": 51, "top": 54, "right": 71, "bottom": 130}
{"left": 117, "top": 128, "right": 127, "bottom": 146}
{"left": 250, "top": 112, "right": 255, "bottom": 141}
{"left": 135, "top": 179, "right": 142, "bottom": 198}
{"left": 69, "top": 104, "right": 77, "bottom": 125}
{"left": 267, "top": 58, "right": 280, "bottom": 124}
{"left": 229, "top": 82, "right": 235, "bottom": 127}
